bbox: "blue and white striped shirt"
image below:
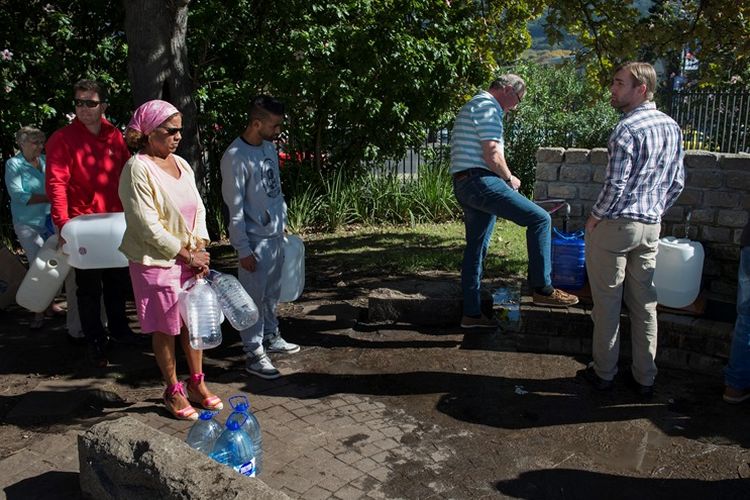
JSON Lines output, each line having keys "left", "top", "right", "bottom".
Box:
{"left": 450, "top": 91, "right": 504, "bottom": 174}
{"left": 591, "top": 102, "right": 685, "bottom": 224}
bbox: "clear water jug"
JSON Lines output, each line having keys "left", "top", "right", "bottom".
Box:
{"left": 279, "top": 234, "right": 305, "bottom": 303}
{"left": 551, "top": 228, "right": 586, "bottom": 290}
{"left": 16, "top": 235, "right": 71, "bottom": 313}
{"left": 185, "top": 410, "right": 222, "bottom": 454}
{"left": 208, "top": 271, "right": 259, "bottom": 331}
{"left": 179, "top": 278, "right": 223, "bottom": 350}
{"left": 229, "top": 395, "right": 263, "bottom": 475}
{"left": 60, "top": 212, "right": 128, "bottom": 269}
{"left": 210, "top": 413, "right": 256, "bottom": 477}
{"left": 653, "top": 236, "right": 705, "bottom": 308}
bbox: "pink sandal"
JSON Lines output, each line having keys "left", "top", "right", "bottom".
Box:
{"left": 186, "top": 373, "right": 224, "bottom": 411}
{"left": 163, "top": 382, "right": 199, "bottom": 421}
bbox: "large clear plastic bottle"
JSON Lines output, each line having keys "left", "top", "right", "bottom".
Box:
{"left": 229, "top": 395, "right": 263, "bottom": 475}
{"left": 183, "top": 278, "right": 223, "bottom": 350}
{"left": 185, "top": 410, "right": 222, "bottom": 454}
{"left": 208, "top": 271, "right": 259, "bottom": 331}
{"left": 209, "top": 413, "right": 256, "bottom": 477}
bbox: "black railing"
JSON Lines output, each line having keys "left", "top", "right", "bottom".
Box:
{"left": 667, "top": 89, "right": 750, "bottom": 153}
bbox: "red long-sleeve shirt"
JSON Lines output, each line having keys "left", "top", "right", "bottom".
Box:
{"left": 45, "top": 117, "right": 131, "bottom": 228}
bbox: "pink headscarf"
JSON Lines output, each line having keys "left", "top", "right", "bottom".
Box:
{"left": 128, "top": 100, "right": 180, "bottom": 135}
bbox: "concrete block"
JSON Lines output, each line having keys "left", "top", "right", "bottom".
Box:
{"left": 592, "top": 165, "right": 607, "bottom": 183}
{"left": 687, "top": 208, "right": 715, "bottom": 224}
{"left": 685, "top": 169, "right": 723, "bottom": 189}
{"left": 719, "top": 153, "right": 750, "bottom": 170}
{"left": 684, "top": 151, "right": 719, "bottom": 169}
{"left": 676, "top": 188, "right": 703, "bottom": 205}
{"left": 701, "top": 226, "right": 732, "bottom": 243}
{"left": 662, "top": 206, "right": 684, "bottom": 222}
{"left": 78, "top": 416, "right": 287, "bottom": 500}
{"left": 560, "top": 164, "right": 594, "bottom": 182}
{"left": 536, "top": 147, "right": 565, "bottom": 163}
{"left": 724, "top": 171, "right": 750, "bottom": 191}
{"left": 548, "top": 184, "right": 578, "bottom": 199}
{"left": 717, "top": 210, "right": 749, "bottom": 228}
{"left": 533, "top": 182, "right": 548, "bottom": 200}
{"left": 564, "top": 148, "right": 590, "bottom": 164}
{"left": 536, "top": 163, "right": 560, "bottom": 181}
{"left": 704, "top": 191, "right": 740, "bottom": 208}
{"left": 589, "top": 148, "right": 608, "bottom": 165}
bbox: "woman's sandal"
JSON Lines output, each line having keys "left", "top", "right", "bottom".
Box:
{"left": 163, "top": 382, "right": 199, "bottom": 421}
{"left": 186, "top": 372, "right": 224, "bottom": 411}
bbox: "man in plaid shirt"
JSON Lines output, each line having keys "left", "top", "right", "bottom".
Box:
{"left": 578, "top": 62, "right": 685, "bottom": 398}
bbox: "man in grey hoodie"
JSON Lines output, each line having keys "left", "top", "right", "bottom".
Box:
{"left": 221, "top": 95, "right": 299, "bottom": 379}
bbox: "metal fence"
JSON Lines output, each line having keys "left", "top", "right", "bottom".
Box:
{"left": 667, "top": 89, "right": 750, "bottom": 153}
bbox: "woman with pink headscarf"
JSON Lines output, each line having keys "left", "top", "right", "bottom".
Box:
{"left": 119, "top": 100, "right": 222, "bottom": 420}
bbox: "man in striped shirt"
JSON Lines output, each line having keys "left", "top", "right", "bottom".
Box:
{"left": 579, "top": 62, "right": 685, "bottom": 397}
{"left": 451, "top": 74, "right": 579, "bottom": 329}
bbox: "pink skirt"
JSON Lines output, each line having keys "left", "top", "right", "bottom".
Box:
{"left": 129, "top": 261, "right": 196, "bottom": 336}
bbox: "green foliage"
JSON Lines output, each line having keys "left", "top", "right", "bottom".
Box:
{"left": 543, "top": 1, "right": 750, "bottom": 87}
{"left": 0, "top": 1, "right": 129, "bottom": 243}
{"left": 503, "top": 60, "right": 618, "bottom": 196}
{"left": 188, "top": 0, "right": 545, "bottom": 173}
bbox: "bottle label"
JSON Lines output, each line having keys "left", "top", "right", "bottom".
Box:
{"left": 236, "top": 458, "right": 256, "bottom": 477}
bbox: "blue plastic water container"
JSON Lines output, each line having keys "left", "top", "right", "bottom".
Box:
{"left": 551, "top": 228, "right": 586, "bottom": 290}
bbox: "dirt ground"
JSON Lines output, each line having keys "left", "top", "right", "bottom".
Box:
{"left": 1, "top": 246, "right": 749, "bottom": 499}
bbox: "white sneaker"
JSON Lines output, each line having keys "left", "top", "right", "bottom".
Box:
{"left": 245, "top": 353, "right": 281, "bottom": 380}
{"left": 263, "top": 333, "right": 300, "bottom": 354}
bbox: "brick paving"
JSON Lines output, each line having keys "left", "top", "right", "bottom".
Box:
{"left": 2, "top": 299, "right": 750, "bottom": 499}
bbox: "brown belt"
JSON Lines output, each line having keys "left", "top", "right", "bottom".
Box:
{"left": 453, "top": 170, "right": 473, "bottom": 182}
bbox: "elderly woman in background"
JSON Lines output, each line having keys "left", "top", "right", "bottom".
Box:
{"left": 4, "top": 126, "right": 62, "bottom": 329}
{"left": 119, "top": 100, "right": 222, "bottom": 420}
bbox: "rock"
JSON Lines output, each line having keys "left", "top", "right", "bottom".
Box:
{"left": 367, "top": 280, "right": 491, "bottom": 326}
{"left": 78, "top": 416, "right": 288, "bottom": 500}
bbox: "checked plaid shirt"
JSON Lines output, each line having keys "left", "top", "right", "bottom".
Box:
{"left": 591, "top": 101, "right": 685, "bottom": 224}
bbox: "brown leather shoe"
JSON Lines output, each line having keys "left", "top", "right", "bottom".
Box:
{"left": 723, "top": 386, "right": 750, "bottom": 404}
{"left": 532, "top": 288, "right": 579, "bottom": 307}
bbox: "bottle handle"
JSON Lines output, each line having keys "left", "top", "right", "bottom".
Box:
{"left": 229, "top": 394, "right": 249, "bottom": 410}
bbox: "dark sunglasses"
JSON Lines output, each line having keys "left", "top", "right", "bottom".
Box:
{"left": 73, "top": 99, "right": 104, "bottom": 108}
{"left": 159, "top": 127, "right": 183, "bottom": 136}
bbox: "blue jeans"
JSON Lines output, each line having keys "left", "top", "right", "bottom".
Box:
{"left": 726, "top": 246, "right": 750, "bottom": 390}
{"left": 453, "top": 169, "right": 552, "bottom": 317}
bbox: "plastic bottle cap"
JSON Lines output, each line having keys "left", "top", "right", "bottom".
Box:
{"left": 199, "top": 410, "right": 214, "bottom": 420}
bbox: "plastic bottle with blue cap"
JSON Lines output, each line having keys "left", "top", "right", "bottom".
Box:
{"left": 209, "top": 412, "right": 256, "bottom": 477}
{"left": 185, "top": 410, "right": 222, "bottom": 454}
{"left": 229, "top": 395, "right": 264, "bottom": 475}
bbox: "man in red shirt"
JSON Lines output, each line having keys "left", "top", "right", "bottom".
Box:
{"left": 46, "top": 79, "right": 137, "bottom": 368}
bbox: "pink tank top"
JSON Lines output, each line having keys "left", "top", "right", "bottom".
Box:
{"left": 139, "top": 153, "right": 198, "bottom": 230}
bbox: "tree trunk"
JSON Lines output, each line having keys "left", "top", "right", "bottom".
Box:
{"left": 123, "top": 0, "right": 201, "bottom": 176}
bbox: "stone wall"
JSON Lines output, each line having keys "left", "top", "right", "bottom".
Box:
{"left": 534, "top": 147, "right": 750, "bottom": 304}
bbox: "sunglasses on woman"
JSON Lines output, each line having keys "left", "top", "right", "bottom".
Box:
{"left": 159, "top": 127, "right": 183, "bottom": 136}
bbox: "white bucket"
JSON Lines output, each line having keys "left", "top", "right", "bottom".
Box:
{"left": 16, "top": 235, "right": 71, "bottom": 313}
{"left": 653, "top": 236, "right": 705, "bottom": 308}
{"left": 279, "top": 234, "right": 305, "bottom": 303}
{"left": 61, "top": 212, "right": 128, "bottom": 269}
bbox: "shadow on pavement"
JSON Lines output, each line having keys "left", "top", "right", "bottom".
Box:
{"left": 495, "top": 468, "right": 748, "bottom": 500}
{"left": 5, "top": 471, "right": 81, "bottom": 500}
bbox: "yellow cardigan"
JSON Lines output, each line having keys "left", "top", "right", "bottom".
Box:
{"left": 118, "top": 153, "right": 209, "bottom": 267}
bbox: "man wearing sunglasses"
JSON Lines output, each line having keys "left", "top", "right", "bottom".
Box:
{"left": 451, "top": 74, "right": 579, "bottom": 330}
{"left": 46, "top": 79, "right": 137, "bottom": 368}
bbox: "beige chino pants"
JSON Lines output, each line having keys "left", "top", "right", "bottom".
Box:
{"left": 585, "top": 218, "right": 661, "bottom": 386}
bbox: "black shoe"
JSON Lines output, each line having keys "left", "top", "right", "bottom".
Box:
{"left": 576, "top": 364, "right": 614, "bottom": 391}
{"left": 86, "top": 342, "right": 108, "bottom": 369}
{"left": 623, "top": 369, "right": 654, "bottom": 399}
{"left": 67, "top": 334, "right": 87, "bottom": 346}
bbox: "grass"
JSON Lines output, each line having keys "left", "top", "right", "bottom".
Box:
{"left": 303, "top": 220, "right": 529, "bottom": 278}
